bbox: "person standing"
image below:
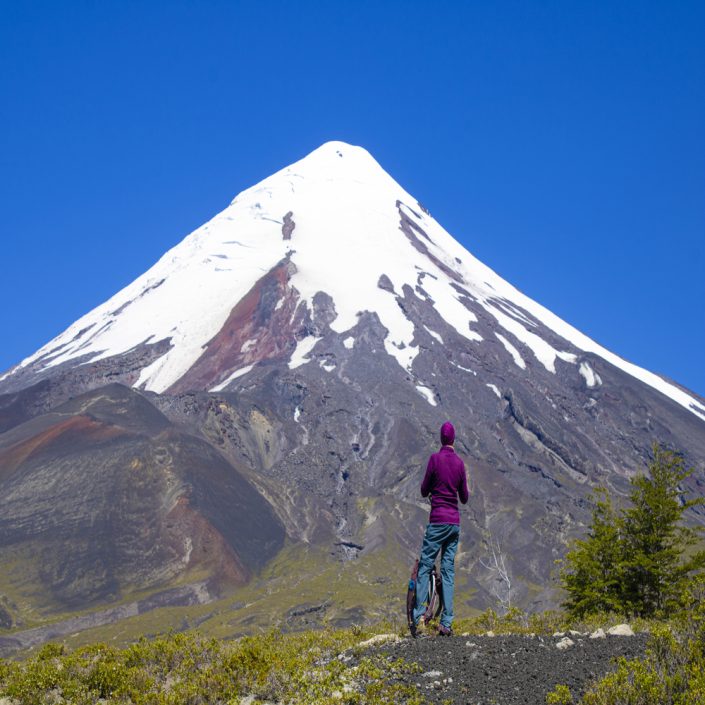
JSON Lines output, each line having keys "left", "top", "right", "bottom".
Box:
{"left": 411, "top": 421, "right": 469, "bottom": 637}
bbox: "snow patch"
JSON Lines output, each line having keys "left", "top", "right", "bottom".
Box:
{"left": 421, "top": 274, "right": 483, "bottom": 343}
{"left": 491, "top": 298, "right": 537, "bottom": 328}
{"left": 579, "top": 362, "right": 602, "bottom": 388}
{"left": 486, "top": 383, "right": 502, "bottom": 398}
{"left": 495, "top": 333, "right": 526, "bottom": 370}
{"left": 241, "top": 339, "right": 256, "bottom": 353}
{"left": 424, "top": 326, "right": 444, "bottom": 344}
{"left": 416, "top": 385, "right": 437, "bottom": 406}
{"left": 135, "top": 355, "right": 170, "bottom": 390}
{"left": 385, "top": 340, "right": 419, "bottom": 371}
{"left": 294, "top": 407, "right": 301, "bottom": 422}
{"left": 451, "top": 362, "right": 477, "bottom": 375}
{"left": 343, "top": 336, "right": 354, "bottom": 349}
{"left": 691, "top": 405, "right": 705, "bottom": 420}
{"left": 210, "top": 364, "right": 254, "bottom": 391}
{"left": 288, "top": 336, "right": 321, "bottom": 369}
{"left": 485, "top": 304, "right": 574, "bottom": 374}
{"left": 320, "top": 359, "right": 336, "bottom": 372}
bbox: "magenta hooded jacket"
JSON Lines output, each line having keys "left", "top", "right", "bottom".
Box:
{"left": 420, "top": 445, "right": 469, "bottom": 525}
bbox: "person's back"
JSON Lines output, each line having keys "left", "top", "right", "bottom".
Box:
{"left": 422, "top": 446, "right": 468, "bottom": 525}
{"left": 411, "top": 421, "right": 469, "bottom": 637}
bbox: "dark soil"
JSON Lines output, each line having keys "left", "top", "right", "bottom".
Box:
{"left": 372, "top": 632, "right": 649, "bottom": 705}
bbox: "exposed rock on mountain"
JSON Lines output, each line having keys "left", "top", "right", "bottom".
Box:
{"left": 0, "top": 384, "right": 284, "bottom": 612}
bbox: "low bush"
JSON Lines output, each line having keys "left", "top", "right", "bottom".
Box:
{"left": 546, "top": 684, "right": 573, "bottom": 704}
{"left": 580, "top": 581, "right": 705, "bottom": 704}
{"left": 0, "top": 627, "right": 426, "bottom": 704}
{"left": 453, "top": 606, "right": 565, "bottom": 635}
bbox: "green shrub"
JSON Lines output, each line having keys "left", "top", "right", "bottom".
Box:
{"left": 0, "top": 626, "right": 427, "bottom": 704}
{"left": 547, "top": 684, "right": 573, "bottom": 704}
{"left": 581, "top": 591, "right": 705, "bottom": 704}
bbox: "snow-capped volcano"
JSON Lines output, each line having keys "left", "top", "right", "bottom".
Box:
{"left": 5, "top": 141, "right": 705, "bottom": 420}
{"left": 1, "top": 142, "right": 704, "bottom": 638}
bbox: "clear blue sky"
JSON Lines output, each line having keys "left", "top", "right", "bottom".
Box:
{"left": 2, "top": 1, "right": 704, "bottom": 398}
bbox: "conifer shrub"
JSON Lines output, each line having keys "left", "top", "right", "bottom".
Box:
{"left": 559, "top": 444, "right": 705, "bottom": 619}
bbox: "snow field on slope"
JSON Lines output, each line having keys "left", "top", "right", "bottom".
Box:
{"left": 210, "top": 364, "right": 255, "bottom": 392}
{"left": 390, "top": 183, "right": 705, "bottom": 419}
{"left": 18, "top": 202, "right": 291, "bottom": 392}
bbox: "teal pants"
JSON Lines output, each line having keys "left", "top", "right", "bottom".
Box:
{"left": 412, "top": 523, "right": 460, "bottom": 629}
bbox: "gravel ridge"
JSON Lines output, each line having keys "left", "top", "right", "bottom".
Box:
{"left": 372, "top": 632, "right": 649, "bottom": 704}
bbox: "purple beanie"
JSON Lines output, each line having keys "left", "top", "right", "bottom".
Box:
{"left": 440, "top": 421, "right": 455, "bottom": 446}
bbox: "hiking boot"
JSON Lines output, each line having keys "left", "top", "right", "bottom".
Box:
{"left": 437, "top": 624, "right": 453, "bottom": 637}
{"left": 409, "top": 620, "right": 417, "bottom": 638}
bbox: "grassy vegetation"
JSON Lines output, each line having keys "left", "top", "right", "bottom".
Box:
{"left": 452, "top": 606, "right": 657, "bottom": 638}
{"left": 1, "top": 536, "right": 481, "bottom": 653}
{"left": 0, "top": 541, "right": 214, "bottom": 634}
{"left": 3, "top": 603, "right": 705, "bottom": 704}
{"left": 577, "top": 583, "right": 705, "bottom": 705}
{"left": 0, "top": 625, "right": 427, "bottom": 705}
{"left": 0, "top": 543, "right": 55, "bottom": 622}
